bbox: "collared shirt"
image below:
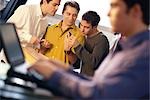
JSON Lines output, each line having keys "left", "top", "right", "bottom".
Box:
{"left": 47, "top": 30, "right": 149, "bottom": 99}
{"left": 44, "top": 21, "right": 84, "bottom": 63}
{"left": 7, "top": 4, "right": 48, "bottom": 46}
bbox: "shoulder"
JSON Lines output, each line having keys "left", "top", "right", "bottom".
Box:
{"left": 98, "top": 32, "right": 107, "bottom": 38}
{"left": 18, "top": 5, "right": 41, "bottom": 14}
{"left": 72, "top": 25, "right": 80, "bottom": 33}
{"left": 13, "top": 5, "right": 31, "bottom": 16}
{"left": 47, "top": 24, "right": 58, "bottom": 30}
{"left": 117, "top": 40, "right": 149, "bottom": 68}
{"left": 97, "top": 32, "right": 109, "bottom": 42}
{"left": 46, "top": 24, "right": 60, "bottom": 36}
{"left": 72, "top": 25, "right": 81, "bottom": 35}
{"left": 17, "top": 5, "right": 30, "bottom": 11}
{"left": 9, "top": 5, "right": 30, "bottom": 19}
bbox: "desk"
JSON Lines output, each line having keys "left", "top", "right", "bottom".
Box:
{"left": 0, "top": 47, "right": 48, "bottom": 79}
{"left": 23, "top": 47, "right": 48, "bottom": 64}
{"left": 0, "top": 48, "right": 64, "bottom": 100}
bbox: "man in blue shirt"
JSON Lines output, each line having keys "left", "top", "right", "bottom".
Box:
{"left": 29, "top": 0, "right": 149, "bottom": 99}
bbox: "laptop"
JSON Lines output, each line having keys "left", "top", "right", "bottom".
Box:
{"left": 0, "top": 23, "right": 44, "bottom": 82}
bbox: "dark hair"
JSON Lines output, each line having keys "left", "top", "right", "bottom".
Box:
{"left": 123, "top": 0, "right": 149, "bottom": 25}
{"left": 82, "top": 11, "right": 100, "bottom": 27}
{"left": 62, "top": 1, "right": 80, "bottom": 14}
{"left": 40, "top": 0, "right": 52, "bottom": 5}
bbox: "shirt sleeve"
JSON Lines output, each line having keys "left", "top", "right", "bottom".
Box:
{"left": 46, "top": 43, "right": 149, "bottom": 99}
{"left": 46, "top": 70, "right": 101, "bottom": 99}
{"left": 67, "top": 68, "right": 91, "bottom": 80}
{"left": 7, "top": 5, "right": 32, "bottom": 43}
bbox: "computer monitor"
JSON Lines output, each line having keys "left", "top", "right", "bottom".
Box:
{"left": 0, "top": 19, "right": 4, "bottom": 51}
{"left": 0, "top": 40, "right": 2, "bottom": 51}
{"left": 0, "top": 23, "right": 25, "bottom": 67}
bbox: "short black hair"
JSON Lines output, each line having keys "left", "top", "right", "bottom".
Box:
{"left": 40, "top": 0, "right": 52, "bottom": 5}
{"left": 123, "top": 0, "right": 149, "bottom": 25}
{"left": 62, "top": 1, "right": 80, "bottom": 14}
{"left": 82, "top": 11, "right": 100, "bottom": 27}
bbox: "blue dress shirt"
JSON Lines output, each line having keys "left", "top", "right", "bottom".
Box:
{"left": 46, "top": 30, "right": 149, "bottom": 99}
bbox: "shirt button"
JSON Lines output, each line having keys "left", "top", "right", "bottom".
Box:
{"left": 52, "top": 56, "right": 54, "bottom": 58}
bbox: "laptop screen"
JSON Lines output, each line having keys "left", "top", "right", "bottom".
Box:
{"left": 0, "top": 39, "right": 2, "bottom": 51}
{"left": 0, "top": 23, "right": 25, "bottom": 67}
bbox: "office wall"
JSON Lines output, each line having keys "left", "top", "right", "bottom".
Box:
{"left": 26, "top": 0, "right": 115, "bottom": 49}
{"left": 26, "top": 0, "right": 111, "bottom": 28}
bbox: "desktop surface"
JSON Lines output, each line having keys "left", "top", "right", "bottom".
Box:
{"left": 0, "top": 48, "right": 65, "bottom": 100}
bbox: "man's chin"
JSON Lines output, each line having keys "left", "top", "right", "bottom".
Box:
{"left": 48, "top": 12, "right": 55, "bottom": 16}
{"left": 50, "top": 13, "right": 55, "bottom": 16}
{"left": 67, "top": 23, "right": 74, "bottom": 26}
{"left": 82, "top": 33, "right": 86, "bottom": 36}
{"left": 111, "top": 27, "right": 119, "bottom": 33}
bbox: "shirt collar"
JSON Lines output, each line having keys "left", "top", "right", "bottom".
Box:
{"left": 120, "top": 30, "right": 149, "bottom": 49}
{"left": 55, "top": 21, "right": 76, "bottom": 29}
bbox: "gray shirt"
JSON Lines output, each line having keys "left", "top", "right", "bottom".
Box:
{"left": 74, "top": 32, "right": 109, "bottom": 76}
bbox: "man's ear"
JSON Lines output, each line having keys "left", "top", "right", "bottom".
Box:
{"left": 43, "top": 0, "right": 48, "bottom": 5}
{"left": 93, "top": 26, "right": 97, "bottom": 29}
{"left": 130, "top": 4, "right": 142, "bottom": 20}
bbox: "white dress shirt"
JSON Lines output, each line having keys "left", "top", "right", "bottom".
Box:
{"left": 0, "top": 4, "right": 49, "bottom": 63}
{"left": 7, "top": 4, "right": 48, "bottom": 46}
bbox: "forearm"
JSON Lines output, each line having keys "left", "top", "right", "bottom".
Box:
{"left": 67, "top": 68, "right": 91, "bottom": 80}
{"left": 74, "top": 45, "right": 100, "bottom": 69}
{"left": 19, "top": 33, "right": 32, "bottom": 43}
{"left": 66, "top": 51, "right": 78, "bottom": 64}
{"left": 46, "top": 70, "right": 101, "bottom": 99}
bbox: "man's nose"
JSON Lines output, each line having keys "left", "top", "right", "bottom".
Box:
{"left": 55, "top": 5, "right": 59, "bottom": 10}
{"left": 68, "top": 15, "right": 74, "bottom": 20}
{"left": 108, "top": 9, "right": 110, "bottom": 17}
{"left": 80, "top": 27, "right": 84, "bottom": 32}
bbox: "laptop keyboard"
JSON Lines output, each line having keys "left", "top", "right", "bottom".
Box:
{"left": 5, "top": 67, "right": 45, "bottom": 90}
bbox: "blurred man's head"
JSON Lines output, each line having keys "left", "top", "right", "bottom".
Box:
{"left": 40, "top": 0, "right": 61, "bottom": 16}
{"left": 80, "top": 11, "right": 100, "bottom": 36}
{"left": 108, "top": 0, "right": 149, "bottom": 37}
{"left": 62, "top": 1, "right": 80, "bottom": 26}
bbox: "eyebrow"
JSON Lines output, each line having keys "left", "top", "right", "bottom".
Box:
{"left": 80, "top": 23, "right": 90, "bottom": 28}
{"left": 52, "top": 1, "right": 60, "bottom": 6}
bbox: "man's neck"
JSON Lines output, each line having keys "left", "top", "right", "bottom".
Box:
{"left": 126, "top": 23, "right": 148, "bottom": 37}
{"left": 40, "top": 4, "right": 46, "bottom": 17}
{"left": 61, "top": 21, "right": 73, "bottom": 32}
{"left": 87, "top": 29, "right": 99, "bottom": 38}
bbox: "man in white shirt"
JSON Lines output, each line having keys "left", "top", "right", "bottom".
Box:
{"left": 0, "top": 0, "right": 61, "bottom": 63}
{"left": 7, "top": 0, "right": 61, "bottom": 47}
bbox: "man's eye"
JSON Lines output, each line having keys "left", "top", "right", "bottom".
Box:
{"left": 73, "top": 14, "right": 77, "bottom": 17}
{"left": 52, "top": 3, "right": 57, "bottom": 6}
{"left": 53, "top": 4, "right": 56, "bottom": 6}
{"left": 66, "top": 13, "right": 70, "bottom": 16}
